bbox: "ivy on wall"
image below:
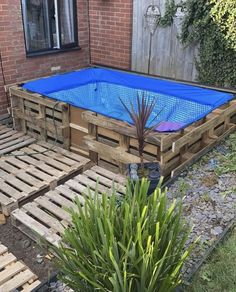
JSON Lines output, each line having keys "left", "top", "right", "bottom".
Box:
{"left": 159, "top": 0, "right": 178, "bottom": 27}
{"left": 144, "top": 0, "right": 236, "bottom": 87}
{"left": 210, "top": 0, "right": 236, "bottom": 51}
{"left": 180, "top": 0, "right": 236, "bottom": 87}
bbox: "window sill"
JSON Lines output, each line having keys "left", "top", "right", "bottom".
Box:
{"left": 26, "top": 46, "right": 81, "bottom": 58}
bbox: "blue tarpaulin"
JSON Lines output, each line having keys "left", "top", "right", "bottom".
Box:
{"left": 22, "top": 68, "right": 234, "bottom": 132}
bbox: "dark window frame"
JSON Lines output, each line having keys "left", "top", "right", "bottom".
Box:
{"left": 21, "top": 0, "right": 79, "bottom": 57}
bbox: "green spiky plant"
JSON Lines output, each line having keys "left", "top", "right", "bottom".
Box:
{"left": 49, "top": 179, "right": 194, "bottom": 292}
{"left": 119, "top": 94, "right": 161, "bottom": 173}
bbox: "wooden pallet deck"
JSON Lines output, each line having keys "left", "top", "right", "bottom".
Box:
{"left": 0, "top": 141, "right": 91, "bottom": 216}
{"left": 0, "top": 243, "right": 40, "bottom": 291}
{"left": 11, "top": 166, "right": 126, "bottom": 247}
{"left": 0, "top": 125, "right": 35, "bottom": 156}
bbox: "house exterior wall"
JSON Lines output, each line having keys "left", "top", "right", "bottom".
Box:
{"left": 0, "top": 0, "right": 134, "bottom": 116}
{"left": 0, "top": 0, "right": 90, "bottom": 115}
{"left": 89, "top": 0, "right": 133, "bottom": 69}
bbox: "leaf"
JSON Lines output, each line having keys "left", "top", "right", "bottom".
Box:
{"left": 47, "top": 179, "right": 194, "bottom": 291}
{"left": 200, "top": 271, "right": 212, "bottom": 282}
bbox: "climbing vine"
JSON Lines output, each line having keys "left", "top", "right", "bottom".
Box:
{"left": 210, "top": 0, "right": 236, "bottom": 51}
{"left": 143, "top": 0, "right": 236, "bottom": 87}
{"left": 179, "top": 0, "right": 236, "bottom": 87}
{"left": 159, "top": 0, "right": 178, "bottom": 27}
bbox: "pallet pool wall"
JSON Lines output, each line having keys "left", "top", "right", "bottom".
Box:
{"left": 70, "top": 106, "right": 89, "bottom": 157}
{"left": 83, "top": 100, "right": 236, "bottom": 177}
{"left": 9, "top": 85, "right": 236, "bottom": 178}
{"left": 10, "top": 86, "right": 90, "bottom": 157}
{"left": 10, "top": 86, "right": 70, "bottom": 150}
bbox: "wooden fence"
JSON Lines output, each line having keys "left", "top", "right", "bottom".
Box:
{"left": 132, "top": 0, "right": 198, "bottom": 81}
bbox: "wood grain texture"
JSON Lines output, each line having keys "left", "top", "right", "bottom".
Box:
{"left": 0, "top": 243, "right": 40, "bottom": 291}
{"left": 11, "top": 166, "right": 126, "bottom": 246}
{"left": 0, "top": 139, "right": 90, "bottom": 216}
{"left": 132, "top": 0, "right": 198, "bottom": 81}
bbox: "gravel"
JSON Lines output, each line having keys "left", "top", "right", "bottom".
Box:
{"left": 18, "top": 134, "right": 236, "bottom": 290}
{"left": 167, "top": 135, "right": 236, "bottom": 279}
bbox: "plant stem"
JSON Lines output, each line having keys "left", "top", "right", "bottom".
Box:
{"left": 140, "top": 155, "right": 144, "bottom": 171}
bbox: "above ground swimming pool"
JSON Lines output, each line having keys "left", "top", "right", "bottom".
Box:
{"left": 22, "top": 68, "right": 234, "bottom": 132}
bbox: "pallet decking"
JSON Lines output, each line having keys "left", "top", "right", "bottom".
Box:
{"left": 0, "top": 140, "right": 90, "bottom": 216}
{"left": 0, "top": 125, "right": 35, "bottom": 156}
{"left": 83, "top": 100, "right": 236, "bottom": 177}
{"left": 0, "top": 243, "right": 40, "bottom": 291}
{"left": 11, "top": 166, "right": 126, "bottom": 247}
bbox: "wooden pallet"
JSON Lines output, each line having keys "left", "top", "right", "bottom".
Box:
{"left": 9, "top": 82, "right": 236, "bottom": 178}
{"left": 82, "top": 100, "right": 236, "bottom": 177}
{"left": 0, "top": 125, "right": 35, "bottom": 156}
{"left": 10, "top": 85, "right": 89, "bottom": 157}
{"left": 10, "top": 85, "right": 70, "bottom": 149}
{"left": 0, "top": 243, "right": 40, "bottom": 291}
{"left": 11, "top": 166, "right": 126, "bottom": 246}
{"left": 0, "top": 141, "right": 91, "bottom": 216}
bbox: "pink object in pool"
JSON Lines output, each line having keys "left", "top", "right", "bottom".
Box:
{"left": 155, "top": 121, "right": 183, "bottom": 132}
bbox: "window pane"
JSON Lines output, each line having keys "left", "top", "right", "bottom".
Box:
{"left": 22, "top": 0, "right": 51, "bottom": 52}
{"left": 59, "top": 0, "right": 75, "bottom": 45}
{"left": 48, "top": 0, "right": 59, "bottom": 48}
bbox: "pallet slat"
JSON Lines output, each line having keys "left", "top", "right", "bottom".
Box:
{"left": 11, "top": 166, "right": 126, "bottom": 246}
{"left": 0, "top": 125, "right": 35, "bottom": 155}
{"left": 0, "top": 138, "right": 90, "bottom": 216}
{"left": 0, "top": 243, "right": 40, "bottom": 291}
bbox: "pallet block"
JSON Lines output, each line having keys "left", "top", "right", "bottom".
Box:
{"left": 0, "top": 141, "right": 91, "bottom": 216}
{"left": 11, "top": 166, "right": 126, "bottom": 247}
{"left": 0, "top": 243, "right": 40, "bottom": 291}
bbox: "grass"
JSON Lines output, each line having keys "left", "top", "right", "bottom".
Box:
{"left": 186, "top": 227, "right": 236, "bottom": 292}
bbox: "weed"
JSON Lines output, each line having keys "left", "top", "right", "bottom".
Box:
{"left": 178, "top": 178, "right": 191, "bottom": 195}
{"left": 202, "top": 192, "right": 211, "bottom": 203}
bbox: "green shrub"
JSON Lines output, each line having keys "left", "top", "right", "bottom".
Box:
{"left": 50, "top": 179, "right": 194, "bottom": 292}
{"left": 180, "top": 0, "right": 236, "bottom": 87}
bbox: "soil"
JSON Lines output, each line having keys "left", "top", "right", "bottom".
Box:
{"left": 0, "top": 217, "right": 56, "bottom": 283}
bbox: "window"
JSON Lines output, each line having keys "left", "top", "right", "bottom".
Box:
{"left": 21, "top": 0, "right": 78, "bottom": 56}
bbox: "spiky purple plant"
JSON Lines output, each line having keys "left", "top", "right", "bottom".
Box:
{"left": 120, "top": 93, "right": 161, "bottom": 171}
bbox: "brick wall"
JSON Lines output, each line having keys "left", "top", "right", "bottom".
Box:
{"left": 0, "top": 0, "right": 90, "bottom": 115}
{"left": 89, "top": 0, "right": 133, "bottom": 69}
{"left": 0, "top": 64, "right": 8, "bottom": 115}
{"left": 0, "top": 0, "right": 134, "bottom": 116}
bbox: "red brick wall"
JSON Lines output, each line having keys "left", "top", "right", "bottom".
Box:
{"left": 0, "top": 64, "right": 8, "bottom": 115}
{"left": 89, "top": 0, "right": 133, "bottom": 69}
{"left": 0, "top": 0, "right": 90, "bottom": 115}
{"left": 0, "top": 0, "right": 134, "bottom": 116}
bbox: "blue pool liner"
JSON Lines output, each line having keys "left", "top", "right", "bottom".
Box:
{"left": 22, "top": 68, "right": 234, "bottom": 132}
